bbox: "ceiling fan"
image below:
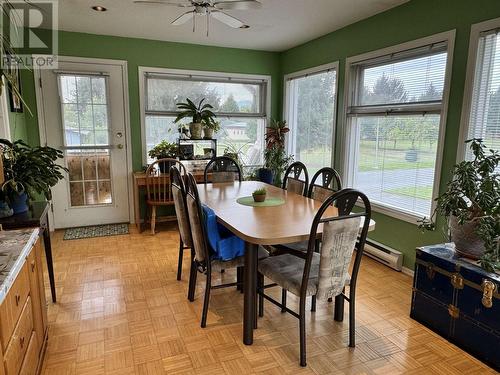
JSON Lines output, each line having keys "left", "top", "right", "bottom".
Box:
{"left": 133, "top": 0, "right": 262, "bottom": 36}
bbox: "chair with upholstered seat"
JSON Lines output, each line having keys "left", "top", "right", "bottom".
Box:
{"left": 282, "top": 162, "right": 309, "bottom": 196}
{"left": 257, "top": 189, "right": 371, "bottom": 367}
{"left": 146, "top": 158, "right": 186, "bottom": 235}
{"left": 184, "top": 173, "right": 268, "bottom": 327}
{"left": 204, "top": 156, "right": 242, "bottom": 183}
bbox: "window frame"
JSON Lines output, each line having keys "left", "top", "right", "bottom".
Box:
{"left": 458, "top": 17, "right": 500, "bottom": 162}
{"left": 138, "top": 66, "right": 271, "bottom": 166}
{"left": 283, "top": 62, "right": 339, "bottom": 169}
{"left": 341, "top": 31, "right": 456, "bottom": 224}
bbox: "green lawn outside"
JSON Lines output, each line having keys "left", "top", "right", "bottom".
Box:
{"left": 386, "top": 185, "right": 434, "bottom": 200}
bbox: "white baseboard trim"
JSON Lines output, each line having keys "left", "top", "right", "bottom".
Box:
{"left": 402, "top": 266, "right": 415, "bottom": 277}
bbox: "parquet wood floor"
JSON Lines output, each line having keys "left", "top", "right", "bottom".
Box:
{"left": 40, "top": 224, "right": 497, "bottom": 374}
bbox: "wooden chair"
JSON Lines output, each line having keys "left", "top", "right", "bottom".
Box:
{"left": 257, "top": 189, "right": 372, "bottom": 366}
{"left": 170, "top": 165, "right": 192, "bottom": 282}
{"left": 145, "top": 158, "right": 186, "bottom": 235}
{"left": 282, "top": 162, "right": 309, "bottom": 196}
{"left": 203, "top": 156, "right": 242, "bottom": 183}
{"left": 184, "top": 173, "right": 268, "bottom": 327}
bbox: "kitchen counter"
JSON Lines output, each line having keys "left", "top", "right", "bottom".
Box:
{"left": 0, "top": 228, "right": 40, "bottom": 304}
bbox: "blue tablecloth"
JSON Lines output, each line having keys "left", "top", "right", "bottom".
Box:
{"left": 202, "top": 205, "right": 245, "bottom": 261}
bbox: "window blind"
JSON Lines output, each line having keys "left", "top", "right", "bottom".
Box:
{"left": 346, "top": 41, "right": 450, "bottom": 219}
{"left": 467, "top": 29, "right": 500, "bottom": 157}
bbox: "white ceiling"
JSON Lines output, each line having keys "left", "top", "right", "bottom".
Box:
{"left": 55, "top": 0, "right": 408, "bottom": 52}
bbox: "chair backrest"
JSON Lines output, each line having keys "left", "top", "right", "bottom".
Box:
{"left": 302, "top": 189, "right": 371, "bottom": 301}
{"left": 146, "top": 158, "right": 186, "bottom": 204}
{"left": 308, "top": 167, "right": 342, "bottom": 203}
{"left": 204, "top": 156, "right": 242, "bottom": 183}
{"left": 185, "top": 173, "right": 210, "bottom": 263}
{"left": 170, "top": 166, "right": 192, "bottom": 248}
{"left": 282, "top": 161, "right": 309, "bottom": 196}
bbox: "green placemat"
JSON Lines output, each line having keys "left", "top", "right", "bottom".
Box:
{"left": 236, "top": 196, "right": 285, "bottom": 207}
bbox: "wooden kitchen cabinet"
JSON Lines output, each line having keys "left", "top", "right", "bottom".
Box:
{"left": 0, "top": 230, "right": 48, "bottom": 375}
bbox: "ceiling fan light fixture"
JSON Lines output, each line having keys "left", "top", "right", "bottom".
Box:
{"left": 91, "top": 5, "right": 107, "bottom": 11}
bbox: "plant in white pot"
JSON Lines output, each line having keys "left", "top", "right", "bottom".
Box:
{"left": 174, "top": 98, "right": 216, "bottom": 140}
{"left": 419, "top": 139, "right": 499, "bottom": 272}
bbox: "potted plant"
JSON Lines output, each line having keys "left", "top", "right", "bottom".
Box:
{"left": 419, "top": 139, "right": 499, "bottom": 272}
{"left": 148, "top": 140, "right": 179, "bottom": 173}
{"left": 174, "top": 98, "right": 217, "bottom": 140}
{"left": 258, "top": 120, "right": 293, "bottom": 186}
{"left": 203, "top": 119, "right": 220, "bottom": 140}
{"left": 0, "top": 139, "right": 66, "bottom": 214}
{"left": 252, "top": 187, "right": 267, "bottom": 202}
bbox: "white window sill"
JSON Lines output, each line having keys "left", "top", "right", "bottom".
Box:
{"left": 362, "top": 201, "right": 427, "bottom": 225}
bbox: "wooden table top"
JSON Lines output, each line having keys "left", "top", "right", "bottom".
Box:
{"left": 197, "top": 181, "right": 343, "bottom": 246}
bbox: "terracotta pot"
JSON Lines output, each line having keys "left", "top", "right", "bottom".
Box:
{"left": 203, "top": 127, "right": 214, "bottom": 139}
{"left": 450, "top": 215, "right": 485, "bottom": 260}
{"left": 189, "top": 123, "right": 203, "bottom": 139}
{"left": 253, "top": 193, "right": 266, "bottom": 202}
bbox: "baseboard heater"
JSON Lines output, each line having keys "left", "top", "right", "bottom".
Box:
{"left": 363, "top": 239, "right": 403, "bottom": 271}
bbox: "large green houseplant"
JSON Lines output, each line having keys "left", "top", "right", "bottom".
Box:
{"left": 419, "top": 139, "right": 499, "bottom": 272}
{"left": 0, "top": 139, "right": 66, "bottom": 213}
{"left": 259, "top": 120, "right": 293, "bottom": 186}
{"left": 174, "top": 98, "right": 217, "bottom": 140}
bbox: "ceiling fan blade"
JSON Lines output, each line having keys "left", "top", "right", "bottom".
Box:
{"left": 133, "top": 0, "right": 192, "bottom": 7}
{"left": 172, "top": 11, "right": 195, "bottom": 25}
{"left": 213, "top": 0, "right": 261, "bottom": 10}
{"left": 211, "top": 10, "right": 245, "bottom": 28}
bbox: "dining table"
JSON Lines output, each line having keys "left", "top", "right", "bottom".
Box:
{"left": 197, "top": 180, "right": 375, "bottom": 345}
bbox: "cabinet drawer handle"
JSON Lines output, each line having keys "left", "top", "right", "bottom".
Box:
{"left": 31, "top": 261, "right": 36, "bottom": 272}
{"left": 20, "top": 336, "right": 25, "bottom": 348}
{"left": 15, "top": 294, "right": 21, "bottom": 306}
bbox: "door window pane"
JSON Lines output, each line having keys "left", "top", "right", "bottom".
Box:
{"left": 286, "top": 69, "right": 336, "bottom": 174}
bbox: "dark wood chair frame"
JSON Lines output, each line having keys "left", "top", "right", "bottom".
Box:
{"left": 257, "top": 189, "right": 372, "bottom": 366}
{"left": 169, "top": 166, "right": 192, "bottom": 282}
{"left": 307, "top": 167, "right": 342, "bottom": 198}
{"left": 203, "top": 156, "right": 243, "bottom": 183}
{"left": 282, "top": 161, "right": 309, "bottom": 196}
{"left": 185, "top": 173, "right": 245, "bottom": 327}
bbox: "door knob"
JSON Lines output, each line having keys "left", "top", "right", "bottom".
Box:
{"left": 117, "top": 144, "right": 124, "bottom": 149}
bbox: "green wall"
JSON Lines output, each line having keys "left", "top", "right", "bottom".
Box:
{"left": 14, "top": 0, "right": 500, "bottom": 268}
{"left": 18, "top": 30, "right": 282, "bottom": 171}
{"left": 280, "top": 0, "right": 500, "bottom": 267}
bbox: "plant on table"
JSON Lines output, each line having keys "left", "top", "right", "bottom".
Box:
{"left": 203, "top": 118, "right": 220, "bottom": 139}
{"left": 0, "top": 139, "right": 66, "bottom": 213}
{"left": 174, "top": 98, "right": 217, "bottom": 140}
{"left": 252, "top": 187, "right": 267, "bottom": 202}
{"left": 418, "top": 139, "right": 499, "bottom": 272}
{"left": 148, "top": 140, "right": 178, "bottom": 160}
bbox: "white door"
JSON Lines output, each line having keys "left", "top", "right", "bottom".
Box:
{"left": 37, "top": 59, "right": 130, "bottom": 228}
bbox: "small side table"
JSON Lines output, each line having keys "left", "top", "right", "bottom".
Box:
{"left": 0, "top": 201, "right": 56, "bottom": 302}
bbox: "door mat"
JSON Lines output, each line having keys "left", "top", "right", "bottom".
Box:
{"left": 63, "top": 223, "right": 129, "bottom": 240}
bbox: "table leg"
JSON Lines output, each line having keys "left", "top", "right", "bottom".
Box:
{"left": 42, "top": 224, "right": 57, "bottom": 303}
{"left": 133, "top": 177, "right": 142, "bottom": 232}
{"left": 243, "top": 242, "right": 258, "bottom": 345}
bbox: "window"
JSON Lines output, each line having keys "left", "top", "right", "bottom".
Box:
{"left": 285, "top": 64, "right": 337, "bottom": 174}
{"left": 462, "top": 21, "right": 500, "bottom": 160}
{"left": 141, "top": 69, "right": 269, "bottom": 172}
{"left": 345, "top": 35, "right": 453, "bottom": 220}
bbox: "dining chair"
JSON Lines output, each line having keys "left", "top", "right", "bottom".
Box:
{"left": 145, "top": 158, "right": 186, "bottom": 235}
{"left": 170, "top": 166, "right": 192, "bottom": 282}
{"left": 282, "top": 161, "right": 309, "bottom": 196}
{"left": 276, "top": 167, "right": 343, "bottom": 309}
{"left": 257, "top": 189, "right": 371, "bottom": 366}
{"left": 184, "top": 173, "right": 268, "bottom": 327}
{"left": 203, "top": 156, "right": 242, "bottom": 183}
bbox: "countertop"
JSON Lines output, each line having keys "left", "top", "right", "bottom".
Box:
{"left": 0, "top": 228, "right": 40, "bottom": 304}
